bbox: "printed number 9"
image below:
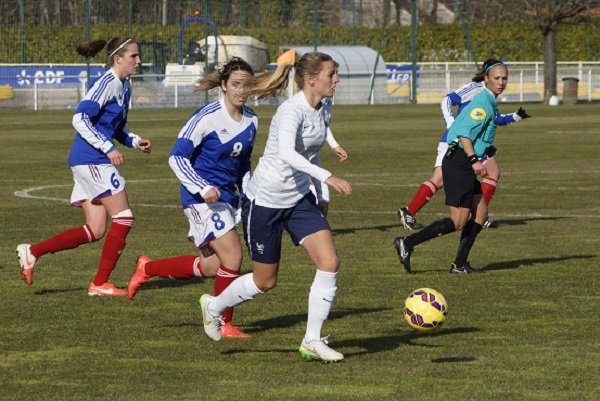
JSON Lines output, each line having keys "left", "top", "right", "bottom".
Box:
{"left": 211, "top": 212, "right": 225, "bottom": 230}
{"left": 229, "top": 142, "right": 243, "bottom": 157}
{"left": 111, "top": 173, "right": 120, "bottom": 189}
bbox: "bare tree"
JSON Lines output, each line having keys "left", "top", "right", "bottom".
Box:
{"left": 520, "top": 1, "right": 598, "bottom": 102}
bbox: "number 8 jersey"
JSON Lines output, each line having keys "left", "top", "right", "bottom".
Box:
{"left": 169, "top": 98, "right": 258, "bottom": 209}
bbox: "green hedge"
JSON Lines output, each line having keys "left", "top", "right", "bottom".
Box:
{"left": 2, "top": 22, "right": 599, "bottom": 65}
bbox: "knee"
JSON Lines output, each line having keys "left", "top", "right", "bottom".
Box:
{"left": 256, "top": 277, "right": 277, "bottom": 292}
{"left": 87, "top": 223, "right": 106, "bottom": 240}
{"left": 319, "top": 255, "right": 340, "bottom": 273}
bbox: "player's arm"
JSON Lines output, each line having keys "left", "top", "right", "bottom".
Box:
{"left": 168, "top": 122, "right": 218, "bottom": 202}
{"left": 496, "top": 107, "right": 531, "bottom": 126}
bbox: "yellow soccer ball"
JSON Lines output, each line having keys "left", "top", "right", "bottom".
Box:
{"left": 404, "top": 288, "right": 448, "bottom": 333}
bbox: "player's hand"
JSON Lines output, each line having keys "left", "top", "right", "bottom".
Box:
{"left": 332, "top": 146, "right": 348, "bottom": 162}
{"left": 318, "top": 201, "right": 330, "bottom": 218}
{"left": 516, "top": 107, "right": 531, "bottom": 119}
{"left": 472, "top": 161, "right": 486, "bottom": 177}
{"left": 138, "top": 138, "right": 152, "bottom": 154}
{"left": 107, "top": 149, "right": 124, "bottom": 165}
{"left": 202, "top": 186, "right": 221, "bottom": 203}
{"left": 324, "top": 176, "right": 352, "bottom": 196}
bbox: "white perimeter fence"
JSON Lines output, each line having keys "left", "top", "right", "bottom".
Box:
{"left": 1, "top": 62, "right": 600, "bottom": 110}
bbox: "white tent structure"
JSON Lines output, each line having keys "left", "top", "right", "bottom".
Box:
{"left": 292, "top": 46, "right": 390, "bottom": 105}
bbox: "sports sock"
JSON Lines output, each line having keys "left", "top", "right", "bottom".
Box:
{"left": 92, "top": 217, "right": 133, "bottom": 286}
{"left": 305, "top": 270, "right": 338, "bottom": 343}
{"left": 208, "top": 273, "right": 262, "bottom": 317}
{"left": 454, "top": 221, "right": 482, "bottom": 267}
{"left": 481, "top": 176, "right": 498, "bottom": 205}
{"left": 145, "top": 255, "right": 204, "bottom": 279}
{"left": 404, "top": 218, "right": 456, "bottom": 249}
{"left": 30, "top": 225, "right": 95, "bottom": 259}
{"left": 407, "top": 180, "right": 439, "bottom": 215}
{"left": 214, "top": 265, "right": 240, "bottom": 323}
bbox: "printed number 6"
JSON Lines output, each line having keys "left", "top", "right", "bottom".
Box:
{"left": 110, "top": 173, "right": 120, "bottom": 189}
{"left": 211, "top": 212, "right": 225, "bottom": 230}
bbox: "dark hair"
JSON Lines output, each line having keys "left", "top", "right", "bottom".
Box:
{"left": 195, "top": 56, "right": 255, "bottom": 93}
{"left": 472, "top": 58, "right": 503, "bottom": 82}
{"left": 76, "top": 37, "right": 134, "bottom": 66}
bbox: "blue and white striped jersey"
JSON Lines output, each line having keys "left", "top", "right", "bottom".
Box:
{"left": 169, "top": 98, "right": 258, "bottom": 209}
{"left": 69, "top": 68, "right": 140, "bottom": 166}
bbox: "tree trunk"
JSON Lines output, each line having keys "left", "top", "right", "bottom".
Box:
{"left": 543, "top": 27, "right": 557, "bottom": 103}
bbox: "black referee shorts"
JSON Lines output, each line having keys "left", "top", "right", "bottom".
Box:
{"left": 442, "top": 148, "right": 482, "bottom": 208}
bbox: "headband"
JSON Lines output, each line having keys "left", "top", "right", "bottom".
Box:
{"left": 485, "top": 62, "right": 505, "bottom": 74}
{"left": 109, "top": 38, "right": 132, "bottom": 58}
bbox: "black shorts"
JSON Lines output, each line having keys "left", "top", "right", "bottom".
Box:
{"left": 442, "top": 148, "right": 482, "bottom": 208}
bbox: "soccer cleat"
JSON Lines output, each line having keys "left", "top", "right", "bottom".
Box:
{"left": 393, "top": 237, "right": 412, "bottom": 273}
{"left": 449, "top": 262, "right": 485, "bottom": 274}
{"left": 398, "top": 207, "right": 416, "bottom": 230}
{"left": 127, "top": 255, "right": 152, "bottom": 300}
{"left": 199, "top": 294, "right": 223, "bottom": 341}
{"left": 221, "top": 322, "right": 252, "bottom": 339}
{"left": 483, "top": 218, "right": 499, "bottom": 229}
{"left": 87, "top": 282, "right": 128, "bottom": 296}
{"left": 299, "top": 336, "right": 344, "bottom": 363}
{"left": 16, "top": 244, "right": 36, "bottom": 286}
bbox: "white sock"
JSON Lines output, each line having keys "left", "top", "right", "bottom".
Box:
{"left": 304, "top": 269, "right": 338, "bottom": 343}
{"left": 208, "top": 273, "right": 262, "bottom": 316}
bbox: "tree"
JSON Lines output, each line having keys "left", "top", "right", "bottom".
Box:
{"left": 522, "top": 1, "right": 599, "bottom": 102}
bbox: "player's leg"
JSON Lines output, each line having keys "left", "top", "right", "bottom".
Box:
{"left": 481, "top": 157, "right": 500, "bottom": 228}
{"left": 399, "top": 142, "right": 447, "bottom": 229}
{"left": 450, "top": 192, "right": 487, "bottom": 274}
{"left": 88, "top": 190, "right": 132, "bottom": 296}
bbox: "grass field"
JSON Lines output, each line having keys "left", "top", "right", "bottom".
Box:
{"left": 1, "top": 102, "right": 599, "bottom": 401}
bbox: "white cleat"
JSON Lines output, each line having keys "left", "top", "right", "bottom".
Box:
{"left": 199, "top": 294, "right": 223, "bottom": 341}
{"left": 299, "top": 336, "right": 344, "bottom": 363}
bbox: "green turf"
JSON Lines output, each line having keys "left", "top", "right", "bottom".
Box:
{"left": 1, "top": 102, "right": 599, "bottom": 401}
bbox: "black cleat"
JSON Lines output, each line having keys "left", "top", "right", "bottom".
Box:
{"left": 398, "top": 207, "right": 416, "bottom": 230}
{"left": 483, "top": 218, "right": 499, "bottom": 229}
{"left": 393, "top": 237, "right": 412, "bottom": 273}
{"left": 449, "top": 262, "right": 485, "bottom": 274}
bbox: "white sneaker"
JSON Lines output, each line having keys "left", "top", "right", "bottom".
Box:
{"left": 299, "top": 336, "right": 344, "bottom": 363}
{"left": 199, "top": 294, "right": 223, "bottom": 341}
{"left": 16, "top": 244, "right": 36, "bottom": 286}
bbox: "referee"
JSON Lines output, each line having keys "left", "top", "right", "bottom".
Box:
{"left": 394, "top": 61, "right": 509, "bottom": 274}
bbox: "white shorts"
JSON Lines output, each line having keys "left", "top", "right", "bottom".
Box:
{"left": 434, "top": 141, "right": 449, "bottom": 168}
{"left": 184, "top": 202, "right": 239, "bottom": 249}
{"left": 70, "top": 164, "right": 126, "bottom": 207}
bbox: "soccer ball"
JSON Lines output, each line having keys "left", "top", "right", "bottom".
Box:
{"left": 404, "top": 288, "right": 448, "bottom": 333}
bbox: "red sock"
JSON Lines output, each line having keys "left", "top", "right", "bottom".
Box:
{"left": 481, "top": 177, "right": 498, "bottom": 205}
{"left": 30, "top": 225, "right": 95, "bottom": 259}
{"left": 407, "top": 180, "right": 439, "bottom": 215}
{"left": 145, "top": 255, "right": 204, "bottom": 279}
{"left": 93, "top": 217, "right": 133, "bottom": 286}
{"left": 215, "top": 265, "right": 240, "bottom": 324}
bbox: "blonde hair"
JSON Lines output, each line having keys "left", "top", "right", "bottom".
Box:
{"left": 77, "top": 37, "right": 134, "bottom": 67}
{"left": 244, "top": 52, "right": 339, "bottom": 100}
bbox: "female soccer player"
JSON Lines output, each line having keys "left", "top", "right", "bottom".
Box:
{"left": 199, "top": 52, "right": 352, "bottom": 363}
{"left": 16, "top": 37, "right": 152, "bottom": 296}
{"left": 394, "top": 61, "right": 510, "bottom": 274}
{"left": 127, "top": 57, "right": 257, "bottom": 339}
{"left": 397, "top": 58, "right": 530, "bottom": 230}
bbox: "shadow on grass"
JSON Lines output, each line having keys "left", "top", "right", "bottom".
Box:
{"left": 33, "top": 277, "right": 203, "bottom": 295}
{"left": 221, "top": 326, "right": 480, "bottom": 359}
{"left": 484, "top": 215, "right": 569, "bottom": 227}
{"left": 484, "top": 254, "right": 596, "bottom": 271}
{"left": 333, "top": 223, "right": 400, "bottom": 235}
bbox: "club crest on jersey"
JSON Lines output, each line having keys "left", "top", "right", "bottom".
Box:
{"left": 470, "top": 108, "right": 486, "bottom": 121}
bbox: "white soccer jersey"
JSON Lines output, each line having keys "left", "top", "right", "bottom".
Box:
{"left": 245, "top": 91, "right": 332, "bottom": 208}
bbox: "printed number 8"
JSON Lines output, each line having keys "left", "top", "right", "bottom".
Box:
{"left": 229, "top": 142, "right": 243, "bottom": 157}
{"left": 211, "top": 212, "right": 225, "bottom": 230}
